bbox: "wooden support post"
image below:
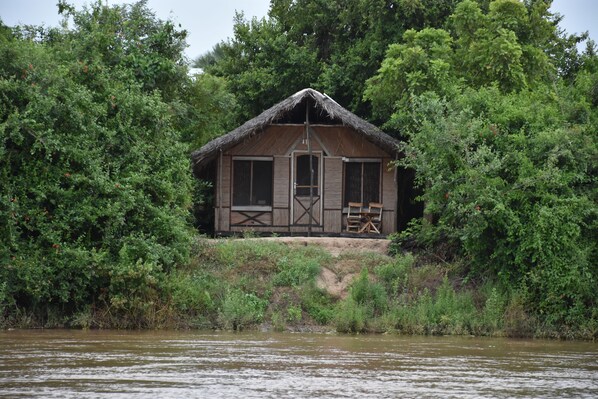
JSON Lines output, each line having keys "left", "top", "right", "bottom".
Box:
{"left": 218, "top": 149, "right": 223, "bottom": 231}
{"left": 306, "top": 102, "right": 313, "bottom": 237}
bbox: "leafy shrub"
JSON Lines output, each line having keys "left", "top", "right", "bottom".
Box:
{"left": 287, "top": 305, "right": 302, "bottom": 323}
{"left": 503, "top": 290, "right": 535, "bottom": 337}
{"left": 334, "top": 298, "right": 367, "bottom": 333}
{"left": 482, "top": 286, "right": 507, "bottom": 332}
{"left": 394, "top": 88, "right": 597, "bottom": 330}
{"left": 273, "top": 256, "right": 320, "bottom": 287}
{"left": 300, "top": 286, "right": 335, "bottom": 325}
{"left": 0, "top": 2, "right": 193, "bottom": 322}
{"left": 219, "top": 290, "right": 267, "bottom": 331}
{"left": 349, "top": 269, "right": 387, "bottom": 316}
{"left": 165, "top": 271, "right": 221, "bottom": 324}
{"left": 375, "top": 254, "right": 414, "bottom": 297}
{"left": 100, "top": 260, "right": 163, "bottom": 328}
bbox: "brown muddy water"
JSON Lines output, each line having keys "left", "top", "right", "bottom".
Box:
{"left": 0, "top": 330, "right": 596, "bottom": 398}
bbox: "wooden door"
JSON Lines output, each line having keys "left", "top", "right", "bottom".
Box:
{"left": 292, "top": 152, "right": 321, "bottom": 226}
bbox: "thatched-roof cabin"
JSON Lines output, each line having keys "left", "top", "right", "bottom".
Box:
{"left": 192, "top": 88, "right": 404, "bottom": 236}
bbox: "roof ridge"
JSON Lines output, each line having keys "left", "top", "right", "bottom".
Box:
{"left": 192, "top": 88, "right": 400, "bottom": 172}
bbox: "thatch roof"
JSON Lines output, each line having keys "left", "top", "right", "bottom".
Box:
{"left": 191, "top": 88, "right": 400, "bottom": 171}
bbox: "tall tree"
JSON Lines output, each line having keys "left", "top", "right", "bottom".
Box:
{"left": 197, "top": 0, "right": 463, "bottom": 122}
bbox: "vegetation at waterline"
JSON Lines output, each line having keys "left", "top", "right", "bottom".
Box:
{"left": 2, "top": 237, "right": 595, "bottom": 340}
{"left": 1, "top": 0, "right": 597, "bottom": 338}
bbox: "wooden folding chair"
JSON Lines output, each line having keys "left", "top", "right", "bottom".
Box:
{"left": 368, "top": 202, "right": 383, "bottom": 233}
{"left": 346, "top": 202, "right": 363, "bottom": 232}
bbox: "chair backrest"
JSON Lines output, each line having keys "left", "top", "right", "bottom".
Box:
{"left": 347, "top": 202, "right": 363, "bottom": 216}
{"left": 369, "top": 202, "right": 383, "bottom": 220}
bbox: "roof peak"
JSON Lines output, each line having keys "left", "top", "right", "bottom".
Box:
{"left": 291, "top": 88, "right": 340, "bottom": 107}
{"left": 192, "top": 88, "right": 400, "bottom": 172}
{"left": 292, "top": 87, "right": 321, "bottom": 97}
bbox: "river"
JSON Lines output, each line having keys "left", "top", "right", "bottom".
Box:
{"left": 0, "top": 330, "right": 596, "bottom": 398}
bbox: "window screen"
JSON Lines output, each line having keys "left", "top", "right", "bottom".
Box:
{"left": 233, "top": 159, "right": 273, "bottom": 206}
{"left": 296, "top": 155, "right": 319, "bottom": 196}
{"left": 363, "top": 162, "right": 380, "bottom": 205}
{"left": 343, "top": 161, "right": 380, "bottom": 206}
{"left": 344, "top": 162, "right": 362, "bottom": 204}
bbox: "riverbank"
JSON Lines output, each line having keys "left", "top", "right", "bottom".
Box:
{"left": 2, "top": 236, "right": 596, "bottom": 340}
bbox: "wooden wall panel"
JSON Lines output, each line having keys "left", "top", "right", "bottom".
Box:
{"left": 381, "top": 158, "right": 396, "bottom": 211}
{"left": 292, "top": 139, "right": 323, "bottom": 153}
{"left": 382, "top": 210, "right": 395, "bottom": 235}
{"left": 290, "top": 226, "right": 324, "bottom": 233}
{"left": 323, "top": 209, "right": 342, "bottom": 233}
{"left": 216, "top": 207, "right": 230, "bottom": 232}
{"left": 273, "top": 208, "right": 289, "bottom": 227}
{"left": 228, "top": 125, "right": 303, "bottom": 156}
{"left": 230, "top": 211, "right": 272, "bottom": 226}
{"left": 273, "top": 156, "right": 290, "bottom": 208}
{"left": 293, "top": 198, "right": 321, "bottom": 225}
{"left": 323, "top": 157, "right": 343, "bottom": 210}
{"left": 230, "top": 226, "right": 289, "bottom": 233}
{"left": 220, "top": 155, "right": 231, "bottom": 208}
{"left": 315, "top": 126, "right": 390, "bottom": 158}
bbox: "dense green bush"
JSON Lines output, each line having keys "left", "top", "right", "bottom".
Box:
{"left": 219, "top": 289, "right": 268, "bottom": 331}
{"left": 374, "top": 254, "right": 414, "bottom": 296}
{"left": 273, "top": 256, "right": 321, "bottom": 287}
{"left": 334, "top": 298, "right": 368, "bottom": 333}
{"left": 0, "top": 2, "right": 193, "bottom": 322}
{"left": 334, "top": 268, "right": 387, "bottom": 332}
{"left": 391, "top": 89, "right": 597, "bottom": 329}
{"left": 364, "top": 0, "right": 597, "bottom": 332}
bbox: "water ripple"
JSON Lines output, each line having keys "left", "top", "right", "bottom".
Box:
{"left": 0, "top": 331, "right": 596, "bottom": 398}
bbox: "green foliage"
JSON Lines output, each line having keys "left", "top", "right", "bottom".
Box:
{"left": 349, "top": 268, "right": 388, "bottom": 316}
{"left": 200, "top": 0, "right": 463, "bottom": 121}
{"left": 364, "top": 28, "right": 458, "bottom": 128}
{"left": 164, "top": 270, "right": 219, "bottom": 322}
{"left": 365, "top": 0, "right": 562, "bottom": 131}
{"left": 219, "top": 289, "right": 268, "bottom": 331}
{"left": 0, "top": 1, "right": 193, "bottom": 320}
{"left": 365, "top": 0, "right": 597, "bottom": 331}
{"left": 273, "top": 256, "right": 321, "bottom": 287}
{"left": 483, "top": 286, "right": 506, "bottom": 330}
{"left": 391, "top": 85, "right": 597, "bottom": 329}
{"left": 1, "top": 0, "right": 597, "bottom": 337}
{"left": 102, "top": 260, "right": 162, "bottom": 327}
{"left": 201, "top": 14, "right": 321, "bottom": 122}
{"left": 300, "top": 286, "right": 335, "bottom": 325}
{"left": 392, "top": 278, "right": 478, "bottom": 335}
{"left": 374, "top": 254, "right": 414, "bottom": 296}
{"left": 334, "top": 297, "right": 368, "bottom": 333}
{"left": 174, "top": 73, "right": 238, "bottom": 151}
{"left": 184, "top": 239, "right": 335, "bottom": 330}
{"left": 286, "top": 304, "right": 302, "bottom": 323}
{"left": 334, "top": 268, "right": 388, "bottom": 333}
